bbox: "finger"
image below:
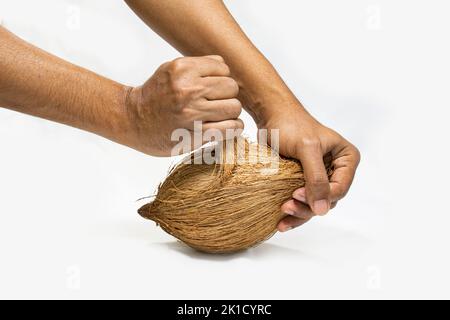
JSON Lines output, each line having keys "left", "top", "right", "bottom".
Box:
{"left": 204, "top": 55, "right": 226, "bottom": 63}
{"left": 203, "top": 118, "right": 244, "bottom": 131}
{"left": 297, "top": 143, "right": 331, "bottom": 215}
{"left": 171, "top": 119, "right": 243, "bottom": 154}
{"left": 200, "top": 119, "right": 244, "bottom": 142}
{"left": 292, "top": 187, "right": 306, "bottom": 203}
{"left": 199, "top": 98, "right": 242, "bottom": 122}
{"left": 329, "top": 145, "right": 360, "bottom": 202}
{"left": 278, "top": 201, "right": 338, "bottom": 232}
{"left": 294, "top": 187, "right": 338, "bottom": 209}
{"left": 201, "top": 77, "right": 239, "bottom": 100}
{"left": 191, "top": 56, "right": 231, "bottom": 77}
{"left": 281, "top": 199, "right": 315, "bottom": 220}
{"left": 278, "top": 216, "right": 312, "bottom": 232}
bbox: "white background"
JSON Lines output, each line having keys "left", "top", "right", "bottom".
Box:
{"left": 0, "top": 0, "right": 449, "bottom": 299}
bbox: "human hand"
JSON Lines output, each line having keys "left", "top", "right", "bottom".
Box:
{"left": 258, "top": 101, "right": 360, "bottom": 232}
{"left": 122, "top": 0, "right": 359, "bottom": 227}
{"left": 123, "top": 56, "right": 243, "bottom": 156}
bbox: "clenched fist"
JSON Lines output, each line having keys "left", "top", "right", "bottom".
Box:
{"left": 123, "top": 55, "right": 243, "bottom": 156}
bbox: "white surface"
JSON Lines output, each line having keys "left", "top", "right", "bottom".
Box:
{"left": 0, "top": 0, "right": 449, "bottom": 299}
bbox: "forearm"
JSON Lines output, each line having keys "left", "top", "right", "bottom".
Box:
{"left": 125, "top": 0, "right": 303, "bottom": 124}
{"left": 0, "top": 26, "right": 130, "bottom": 141}
{"left": 125, "top": 1, "right": 360, "bottom": 227}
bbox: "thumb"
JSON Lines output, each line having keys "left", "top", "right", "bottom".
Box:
{"left": 296, "top": 145, "right": 331, "bottom": 215}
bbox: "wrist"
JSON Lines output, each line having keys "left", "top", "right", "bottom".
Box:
{"left": 94, "top": 83, "right": 137, "bottom": 146}
{"left": 232, "top": 59, "right": 308, "bottom": 126}
{"left": 241, "top": 88, "right": 308, "bottom": 128}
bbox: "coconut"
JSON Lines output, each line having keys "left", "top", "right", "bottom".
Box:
{"left": 138, "top": 139, "right": 333, "bottom": 254}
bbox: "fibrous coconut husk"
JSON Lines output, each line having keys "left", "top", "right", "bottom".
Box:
{"left": 139, "top": 139, "right": 333, "bottom": 254}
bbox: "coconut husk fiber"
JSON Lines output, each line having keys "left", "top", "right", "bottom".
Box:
{"left": 139, "top": 138, "right": 333, "bottom": 254}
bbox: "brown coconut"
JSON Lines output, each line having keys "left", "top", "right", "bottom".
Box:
{"left": 139, "top": 139, "right": 333, "bottom": 254}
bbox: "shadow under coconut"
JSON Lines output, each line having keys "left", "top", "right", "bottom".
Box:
{"left": 152, "top": 240, "right": 312, "bottom": 262}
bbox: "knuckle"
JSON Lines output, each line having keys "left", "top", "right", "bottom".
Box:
{"left": 228, "top": 78, "right": 239, "bottom": 94}
{"left": 168, "top": 57, "right": 190, "bottom": 74}
{"left": 204, "top": 55, "right": 226, "bottom": 64}
{"left": 212, "top": 55, "right": 225, "bottom": 62}
{"left": 222, "top": 63, "right": 231, "bottom": 76}
{"left": 301, "top": 138, "right": 322, "bottom": 150}
{"left": 218, "top": 77, "right": 238, "bottom": 95}
{"left": 179, "top": 105, "right": 195, "bottom": 119}
{"left": 207, "top": 56, "right": 230, "bottom": 75}
{"left": 340, "top": 186, "right": 349, "bottom": 198}
{"left": 332, "top": 184, "right": 347, "bottom": 198}
{"left": 170, "top": 82, "right": 200, "bottom": 102}
{"left": 333, "top": 185, "right": 348, "bottom": 201}
{"left": 309, "top": 172, "right": 329, "bottom": 185}
{"left": 170, "top": 79, "right": 183, "bottom": 93}
{"left": 158, "top": 61, "right": 172, "bottom": 71}
{"left": 353, "top": 145, "right": 361, "bottom": 164}
{"left": 234, "top": 119, "right": 244, "bottom": 130}
{"left": 172, "top": 83, "right": 193, "bottom": 102}
{"left": 229, "top": 99, "right": 242, "bottom": 117}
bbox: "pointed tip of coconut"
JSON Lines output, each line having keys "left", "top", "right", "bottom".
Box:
{"left": 138, "top": 203, "right": 153, "bottom": 219}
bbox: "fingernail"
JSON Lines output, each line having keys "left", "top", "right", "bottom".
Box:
{"left": 284, "top": 210, "right": 295, "bottom": 216}
{"left": 293, "top": 189, "right": 306, "bottom": 202}
{"left": 282, "top": 226, "right": 293, "bottom": 232}
{"left": 313, "top": 200, "right": 329, "bottom": 216}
